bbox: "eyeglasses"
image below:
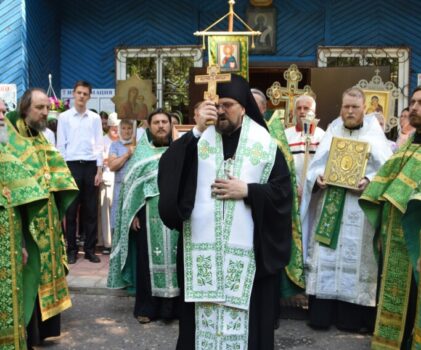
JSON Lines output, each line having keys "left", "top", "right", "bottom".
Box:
{"left": 215, "top": 101, "right": 239, "bottom": 111}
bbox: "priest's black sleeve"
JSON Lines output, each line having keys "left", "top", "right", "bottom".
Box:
{"left": 158, "top": 131, "right": 199, "bottom": 233}
{"left": 246, "top": 148, "right": 292, "bottom": 280}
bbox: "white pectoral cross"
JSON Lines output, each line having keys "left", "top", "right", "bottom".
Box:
{"left": 154, "top": 247, "right": 162, "bottom": 257}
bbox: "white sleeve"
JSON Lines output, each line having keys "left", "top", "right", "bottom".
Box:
{"left": 56, "top": 114, "right": 66, "bottom": 158}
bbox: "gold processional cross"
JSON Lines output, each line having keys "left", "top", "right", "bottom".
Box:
{"left": 195, "top": 64, "right": 231, "bottom": 125}
{"left": 266, "top": 64, "right": 313, "bottom": 127}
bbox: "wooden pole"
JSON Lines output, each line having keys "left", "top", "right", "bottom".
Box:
{"left": 228, "top": 0, "right": 235, "bottom": 32}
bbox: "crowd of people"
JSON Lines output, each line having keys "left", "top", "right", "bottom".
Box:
{"left": 0, "top": 75, "right": 420, "bottom": 350}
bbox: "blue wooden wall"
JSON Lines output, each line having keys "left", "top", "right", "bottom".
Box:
{"left": 0, "top": 0, "right": 27, "bottom": 94}
{"left": 1, "top": 0, "right": 420, "bottom": 95}
{"left": 58, "top": 0, "right": 421, "bottom": 90}
{"left": 26, "top": 0, "right": 61, "bottom": 93}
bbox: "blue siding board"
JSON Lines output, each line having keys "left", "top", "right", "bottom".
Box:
{"left": 26, "top": 0, "right": 61, "bottom": 92}
{"left": 0, "top": 0, "right": 26, "bottom": 94}
{"left": 1, "top": 0, "right": 421, "bottom": 95}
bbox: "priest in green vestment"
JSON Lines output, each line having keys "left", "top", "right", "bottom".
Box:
{"left": 360, "top": 86, "right": 421, "bottom": 350}
{"left": 0, "top": 99, "right": 48, "bottom": 350}
{"left": 252, "top": 88, "right": 305, "bottom": 325}
{"left": 107, "top": 110, "right": 179, "bottom": 323}
{"left": 5, "top": 89, "right": 78, "bottom": 347}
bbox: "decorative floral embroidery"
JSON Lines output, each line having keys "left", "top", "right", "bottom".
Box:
{"left": 225, "top": 260, "right": 244, "bottom": 292}
{"left": 200, "top": 339, "right": 215, "bottom": 350}
{"left": 226, "top": 308, "right": 242, "bottom": 331}
{"left": 244, "top": 142, "right": 271, "bottom": 166}
{"left": 200, "top": 307, "right": 215, "bottom": 331}
{"left": 198, "top": 140, "right": 217, "bottom": 160}
{"left": 196, "top": 255, "right": 213, "bottom": 286}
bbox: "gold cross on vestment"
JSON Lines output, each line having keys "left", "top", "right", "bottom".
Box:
{"left": 195, "top": 65, "right": 231, "bottom": 104}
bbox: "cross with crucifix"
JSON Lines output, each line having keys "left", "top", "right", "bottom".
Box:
{"left": 195, "top": 64, "right": 231, "bottom": 104}
{"left": 266, "top": 64, "right": 314, "bottom": 127}
{"left": 195, "top": 64, "right": 231, "bottom": 125}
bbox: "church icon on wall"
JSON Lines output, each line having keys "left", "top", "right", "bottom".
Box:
{"left": 247, "top": 7, "right": 277, "bottom": 54}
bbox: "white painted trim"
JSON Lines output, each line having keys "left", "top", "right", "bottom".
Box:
{"left": 317, "top": 47, "right": 410, "bottom": 112}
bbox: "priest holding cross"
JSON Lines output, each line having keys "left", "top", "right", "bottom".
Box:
{"left": 194, "top": 64, "right": 231, "bottom": 124}
{"left": 158, "top": 71, "right": 293, "bottom": 349}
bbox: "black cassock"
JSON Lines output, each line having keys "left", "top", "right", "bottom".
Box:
{"left": 158, "top": 127, "right": 293, "bottom": 350}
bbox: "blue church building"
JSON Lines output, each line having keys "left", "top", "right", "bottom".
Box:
{"left": 0, "top": 0, "right": 419, "bottom": 123}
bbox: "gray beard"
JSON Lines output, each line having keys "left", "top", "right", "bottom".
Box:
{"left": 0, "top": 125, "right": 9, "bottom": 144}
{"left": 26, "top": 118, "right": 47, "bottom": 132}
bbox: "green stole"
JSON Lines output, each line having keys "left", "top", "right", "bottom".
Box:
{"left": 402, "top": 187, "right": 421, "bottom": 350}
{"left": 360, "top": 138, "right": 421, "bottom": 350}
{"left": 314, "top": 186, "right": 346, "bottom": 249}
{"left": 0, "top": 145, "right": 47, "bottom": 350}
{"left": 107, "top": 133, "right": 179, "bottom": 298}
{"left": 5, "top": 112, "right": 78, "bottom": 323}
{"left": 267, "top": 115, "right": 305, "bottom": 296}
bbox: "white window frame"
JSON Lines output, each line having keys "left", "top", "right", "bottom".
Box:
{"left": 317, "top": 46, "right": 410, "bottom": 113}
{"left": 116, "top": 46, "right": 203, "bottom": 108}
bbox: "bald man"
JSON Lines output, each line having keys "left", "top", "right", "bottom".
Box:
{"left": 285, "top": 95, "right": 325, "bottom": 196}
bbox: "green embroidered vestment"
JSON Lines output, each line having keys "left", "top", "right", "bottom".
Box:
{"left": 0, "top": 144, "right": 48, "bottom": 350}
{"left": 5, "top": 112, "right": 78, "bottom": 323}
{"left": 107, "top": 133, "right": 178, "bottom": 297}
{"left": 267, "top": 115, "right": 305, "bottom": 294}
{"left": 360, "top": 138, "right": 421, "bottom": 350}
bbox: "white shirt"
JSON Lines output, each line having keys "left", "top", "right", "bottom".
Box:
{"left": 285, "top": 126, "right": 325, "bottom": 185}
{"left": 57, "top": 107, "right": 104, "bottom": 166}
{"left": 42, "top": 128, "right": 56, "bottom": 146}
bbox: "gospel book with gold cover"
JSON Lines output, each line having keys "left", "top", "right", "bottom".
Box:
{"left": 324, "top": 137, "right": 371, "bottom": 190}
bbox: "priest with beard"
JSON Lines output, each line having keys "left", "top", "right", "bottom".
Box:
{"left": 301, "top": 87, "right": 392, "bottom": 332}
{"left": 108, "top": 110, "right": 179, "bottom": 324}
{"left": 158, "top": 74, "right": 293, "bottom": 350}
{"left": 0, "top": 99, "right": 48, "bottom": 349}
{"left": 5, "top": 89, "right": 78, "bottom": 348}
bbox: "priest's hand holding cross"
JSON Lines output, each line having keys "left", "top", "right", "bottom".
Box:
{"left": 195, "top": 64, "right": 231, "bottom": 127}
{"left": 195, "top": 100, "right": 218, "bottom": 132}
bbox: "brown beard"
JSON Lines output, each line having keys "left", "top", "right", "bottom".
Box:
{"left": 151, "top": 129, "right": 171, "bottom": 147}
{"left": 215, "top": 113, "right": 238, "bottom": 135}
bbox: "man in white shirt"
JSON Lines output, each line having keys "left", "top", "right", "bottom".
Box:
{"left": 57, "top": 80, "right": 104, "bottom": 264}
{"left": 285, "top": 95, "right": 325, "bottom": 197}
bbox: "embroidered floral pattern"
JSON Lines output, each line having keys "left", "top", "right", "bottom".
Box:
{"left": 200, "top": 307, "right": 215, "bottom": 331}
{"left": 198, "top": 140, "right": 217, "bottom": 160}
{"left": 244, "top": 142, "right": 270, "bottom": 166}
{"left": 225, "top": 260, "right": 244, "bottom": 292}
{"left": 226, "top": 309, "right": 242, "bottom": 331}
{"left": 196, "top": 255, "right": 213, "bottom": 287}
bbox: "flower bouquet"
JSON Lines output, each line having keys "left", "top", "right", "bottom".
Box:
{"left": 48, "top": 97, "right": 69, "bottom": 121}
{"left": 47, "top": 74, "right": 70, "bottom": 121}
